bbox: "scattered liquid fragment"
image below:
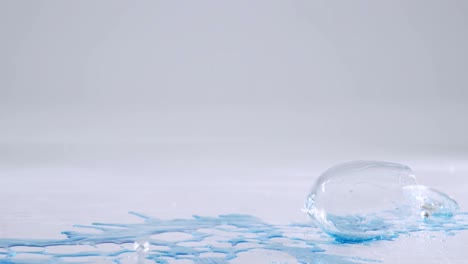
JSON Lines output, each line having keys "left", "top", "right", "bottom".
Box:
{"left": 304, "top": 161, "right": 460, "bottom": 242}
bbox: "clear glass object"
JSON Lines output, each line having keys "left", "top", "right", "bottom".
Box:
{"left": 304, "top": 161, "right": 459, "bottom": 242}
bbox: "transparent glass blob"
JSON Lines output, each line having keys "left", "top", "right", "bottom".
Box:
{"left": 304, "top": 161, "right": 459, "bottom": 242}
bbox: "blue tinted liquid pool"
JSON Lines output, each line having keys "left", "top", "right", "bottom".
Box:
{"left": 1, "top": 211, "right": 467, "bottom": 263}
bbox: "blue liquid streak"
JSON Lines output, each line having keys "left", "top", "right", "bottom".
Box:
{"left": 1, "top": 212, "right": 467, "bottom": 263}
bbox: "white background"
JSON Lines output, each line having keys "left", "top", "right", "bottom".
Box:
{"left": 1, "top": 1, "right": 468, "bottom": 263}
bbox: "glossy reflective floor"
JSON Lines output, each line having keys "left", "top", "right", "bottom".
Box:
{"left": 1, "top": 154, "right": 467, "bottom": 263}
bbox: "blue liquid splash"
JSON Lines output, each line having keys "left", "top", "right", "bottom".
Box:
{"left": 1, "top": 211, "right": 468, "bottom": 264}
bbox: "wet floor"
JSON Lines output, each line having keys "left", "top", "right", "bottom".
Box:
{"left": 1, "top": 157, "right": 467, "bottom": 263}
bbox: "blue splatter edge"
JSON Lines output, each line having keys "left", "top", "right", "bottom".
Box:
{"left": 1, "top": 212, "right": 467, "bottom": 264}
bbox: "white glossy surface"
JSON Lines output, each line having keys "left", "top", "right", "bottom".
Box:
{"left": 1, "top": 156, "right": 467, "bottom": 263}
{"left": 1, "top": 1, "right": 467, "bottom": 262}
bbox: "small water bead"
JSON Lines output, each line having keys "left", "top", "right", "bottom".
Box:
{"left": 304, "top": 161, "right": 459, "bottom": 242}
{"left": 134, "top": 240, "right": 150, "bottom": 252}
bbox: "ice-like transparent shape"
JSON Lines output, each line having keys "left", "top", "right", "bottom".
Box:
{"left": 403, "top": 185, "right": 459, "bottom": 219}
{"left": 304, "top": 161, "right": 459, "bottom": 242}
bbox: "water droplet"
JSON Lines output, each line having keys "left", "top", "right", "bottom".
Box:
{"left": 403, "top": 185, "right": 459, "bottom": 219}
{"left": 304, "top": 161, "right": 459, "bottom": 242}
{"left": 134, "top": 240, "right": 150, "bottom": 252}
